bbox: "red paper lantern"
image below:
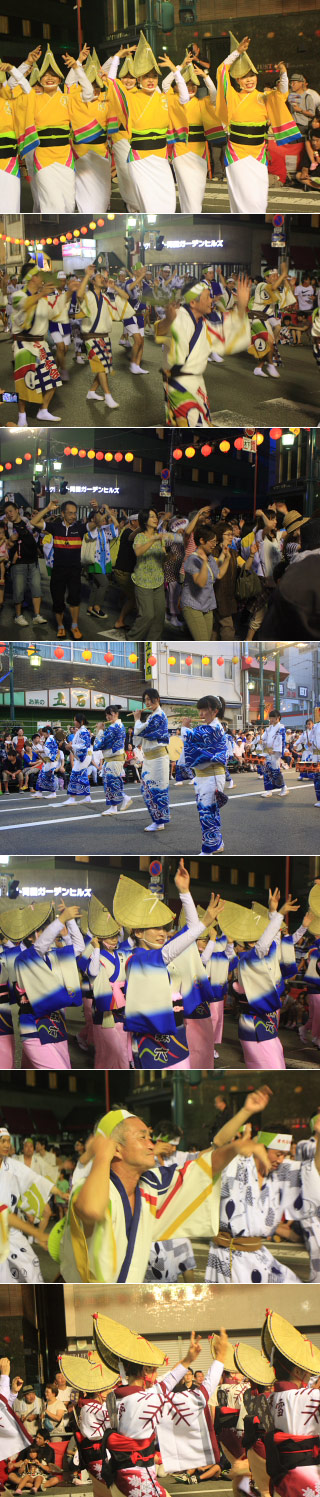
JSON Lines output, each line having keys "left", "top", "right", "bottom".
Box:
{"left": 269, "top": 427, "right": 282, "bottom": 440}
{"left": 79, "top": 450, "right": 86, "bottom": 458}
{"left": 66, "top": 232, "right": 73, "bottom": 240}
{"left": 24, "top": 452, "right": 32, "bottom": 460}
{"left": 217, "top": 656, "right": 224, "bottom": 666}
{"left": 148, "top": 655, "right": 157, "bottom": 666}
{"left": 104, "top": 651, "right": 114, "bottom": 663}
{"left": 64, "top": 446, "right": 71, "bottom": 456}
{"left": 96, "top": 451, "right": 104, "bottom": 460}
{"left": 234, "top": 437, "right": 243, "bottom": 451}
{"left": 114, "top": 451, "right": 123, "bottom": 461}
{"left": 81, "top": 225, "right": 88, "bottom": 234}
{"left": 97, "top": 218, "right": 105, "bottom": 227}
{"left": 5, "top": 463, "right": 12, "bottom": 470}
{"left": 0, "top": 643, "right": 6, "bottom": 655}
{"left": 54, "top": 647, "right": 64, "bottom": 659}
{"left": 201, "top": 444, "right": 212, "bottom": 456}
{"left": 173, "top": 447, "right": 183, "bottom": 459}
{"left": 246, "top": 656, "right": 253, "bottom": 666}
{"left": 185, "top": 655, "right": 193, "bottom": 666}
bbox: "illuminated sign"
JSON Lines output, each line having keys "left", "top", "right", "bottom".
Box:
{"left": 1, "top": 887, "right": 92, "bottom": 898}
{"left": 68, "top": 485, "right": 120, "bottom": 495}
{"left": 165, "top": 239, "right": 224, "bottom": 249}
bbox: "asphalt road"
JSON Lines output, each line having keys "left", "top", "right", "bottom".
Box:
{"left": 0, "top": 329, "right": 317, "bottom": 428}
{"left": 1, "top": 769, "right": 320, "bottom": 854}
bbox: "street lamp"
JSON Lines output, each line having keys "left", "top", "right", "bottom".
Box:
{"left": 29, "top": 654, "right": 42, "bottom": 668}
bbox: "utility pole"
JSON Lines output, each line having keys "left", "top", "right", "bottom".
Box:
{"left": 145, "top": 0, "right": 157, "bottom": 62}
{"left": 259, "top": 643, "right": 264, "bottom": 724}
{"left": 274, "top": 652, "right": 280, "bottom": 711}
{"left": 9, "top": 642, "right": 15, "bottom": 723}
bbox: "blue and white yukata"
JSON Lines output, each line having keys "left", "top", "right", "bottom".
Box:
{"left": 183, "top": 719, "right": 228, "bottom": 852}
{"left": 68, "top": 726, "right": 93, "bottom": 800}
{"left": 94, "top": 719, "right": 126, "bottom": 808}
{"left": 9, "top": 917, "right": 84, "bottom": 1070}
{"left": 205, "top": 1145, "right": 320, "bottom": 1284}
{"left": 36, "top": 734, "right": 59, "bottom": 795}
{"left": 310, "top": 721, "right": 320, "bottom": 803}
{"left": 236, "top": 910, "right": 304, "bottom": 1070}
{"left": 294, "top": 726, "right": 314, "bottom": 777}
{"left": 261, "top": 721, "right": 287, "bottom": 792}
{"left": 124, "top": 890, "right": 205, "bottom": 1069}
{"left": 133, "top": 707, "right": 170, "bottom": 827}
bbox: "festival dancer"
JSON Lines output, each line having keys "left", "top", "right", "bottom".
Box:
{"left": 63, "top": 47, "right": 113, "bottom": 211}
{"left": 115, "top": 264, "right": 150, "bottom": 373}
{"left": 182, "top": 694, "right": 228, "bottom": 854}
{"left": 13, "top": 45, "right": 76, "bottom": 211}
{"left": 261, "top": 709, "right": 289, "bottom": 798}
{"left": 248, "top": 265, "right": 296, "bottom": 380}
{"left": 156, "top": 276, "right": 251, "bottom": 426}
{"left": 0, "top": 896, "right": 84, "bottom": 1070}
{"left": 34, "top": 725, "right": 61, "bottom": 799}
{"left": 114, "top": 31, "right": 189, "bottom": 214}
{"left": 162, "top": 56, "right": 224, "bottom": 212}
{"left": 101, "top": 48, "right": 141, "bottom": 210}
{"left": 0, "top": 59, "right": 32, "bottom": 211}
{"left": 218, "top": 886, "right": 306, "bottom": 1068}
{"left": 56, "top": 1100, "right": 259, "bottom": 1281}
{"left": 293, "top": 717, "right": 314, "bottom": 777}
{"left": 0, "top": 941, "right": 16, "bottom": 1068}
{"left": 85, "top": 895, "right": 130, "bottom": 1069}
{"left": 10, "top": 263, "right": 77, "bottom": 426}
{"left": 215, "top": 34, "right": 302, "bottom": 213}
{"left": 0, "top": 1358, "right": 31, "bottom": 1479}
{"left": 94, "top": 706, "right": 132, "bottom": 817}
{"left": 77, "top": 263, "right": 139, "bottom": 410}
{"left": 310, "top": 714, "right": 320, "bottom": 806}
{"left": 0, "top": 1126, "right": 53, "bottom": 1283}
{"left": 261, "top": 1308, "right": 320, "bottom": 1497}
{"left": 133, "top": 687, "right": 170, "bottom": 833}
{"left": 63, "top": 714, "right": 93, "bottom": 805}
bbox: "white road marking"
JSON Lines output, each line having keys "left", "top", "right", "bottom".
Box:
{"left": 0, "top": 781, "right": 313, "bottom": 833}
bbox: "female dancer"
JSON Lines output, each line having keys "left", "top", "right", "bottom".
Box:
{"left": 215, "top": 34, "right": 301, "bottom": 213}
{"left": 183, "top": 693, "right": 228, "bottom": 853}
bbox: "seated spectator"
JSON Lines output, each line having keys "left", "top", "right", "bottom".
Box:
{"left": 14, "top": 1386, "right": 43, "bottom": 1438}
{"left": 1, "top": 745, "right": 23, "bottom": 794}
{"left": 42, "top": 1386, "right": 69, "bottom": 1438}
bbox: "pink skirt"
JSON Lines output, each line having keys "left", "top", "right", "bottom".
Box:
{"left": 94, "top": 1023, "right": 131, "bottom": 1069}
{"left": 211, "top": 1000, "right": 224, "bottom": 1046}
{"left": 0, "top": 1034, "right": 15, "bottom": 1069}
{"left": 240, "top": 1035, "right": 286, "bottom": 1070}
{"left": 185, "top": 1015, "right": 215, "bottom": 1068}
{"left": 21, "top": 1037, "right": 71, "bottom": 1069}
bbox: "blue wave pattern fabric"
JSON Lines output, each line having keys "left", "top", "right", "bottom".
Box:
{"left": 184, "top": 720, "right": 228, "bottom": 852}
{"left": 36, "top": 733, "right": 59, "bottom": 793}
{"left": 68, "top": 726, "right": 92, "bottom": 800}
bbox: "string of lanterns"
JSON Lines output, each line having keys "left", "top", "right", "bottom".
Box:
{"left": 0, "top": 431, "right": 303, "bottom": 473}
{"left": 0, "top": 220, "right": 113, "bottom": 247}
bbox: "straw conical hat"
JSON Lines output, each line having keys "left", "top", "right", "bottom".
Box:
{"left": 217, "top": 901, "right": 269, "bottom": 944}
{"left": 0, "top": 897, "right": 53, "bottom": 942}
{"left": 88, "top": 894, "right": 120, "bottom": 941}
{"left": 210, "top": 1334, "right": 236, "bottom": 1373}
{"left": 84, "top": 53, "right": 103, "bottom": 85}
{"left": 59, "top": 1352, "right": 119, "bottom": 1394}
{"left": 30, "top": 64, "right": 41, "bottom": 85}
{"left": 168, "top": 734, "right": 184, "bottom": 761}
{"left": 134, "top": 31, "right": 160, "bottom": 78}
{"left": 181, "top": 61, "right": 199, "bottom": 85}
{"left": 113, "top": 875, "right": 173, "bottom": 931}
{"left": 307, "top": 883, "right": 320, "bottom": 936}
{"left": 0, "top": 62, "right": 6, "bottom": 84}
{"left": 119, "top": 54, "right": 136, "bottom": 77}
{"left": 93, "top": 1313, "right": 165, "bottom": 1371}
{"left": 252, "top": 900, "right": 286, "bottom": 932}
{"left": 234, "top": 1342, "right": 275, "bottom": 1387}
{"left": 39, "top": 45, "right": 64, "bottom": 79}
{"left": 229, "top": 32, "right": 257, "bottom": 79}
{"left": 262, "top": 1312, "right": 320, "bottom": 1376}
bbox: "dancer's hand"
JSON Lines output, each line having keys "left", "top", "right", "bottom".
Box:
{"left": 302, "top": 910, "right": 313, "bottom": 927}
{"left": 276, "top": 61, "right": 287, "bottom": 75}
{"left": 214, "top": 1328, "right": 229, "bottom": 1363}
{"left": 236, "top": 274, "right": 252, "bottom": 313}
{"left": 205, "top": 892, "right": 225, "bottom": 923}
{"left": 62, "top": 53, "right": 77, "bottom": 68}
{"left": 238, "top": 36, "right": 251, "bottom": 52}
{"left": 57, "top": 900, "right": 80, "bottom": 922}
{"left": 78, "top": 44, "right": 90, "bottom": 63}
{"left": 174, "top": 857, "right": 190, "bottom": 893}
{"left": 184, "top": 1330, "right": 202, "bottom": 1364}
{"left": 244, "top": 1085, "right": 272, "bottom": 1115}
{"left": 280, "top": 895, "right": 300, "bottom": 915}
{"left": 0, "top": 1357, "right": 10, "bottom": 1375}
{"left": 269, "top": 886, "right": 281, "bottom": 911}
{"left": 26, "top": 45, "right": 42, "bottom": 67}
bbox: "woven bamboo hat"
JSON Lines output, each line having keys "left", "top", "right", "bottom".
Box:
{"left": 134, "top": 31, "right": 160, "bottom": 77}
{"left": 252, "top": 899, "right": 286, "bottom": 931}
{"left": 181, "top": 61, "right": 199, "bottom": 85}
{"left": 88, "top": 894, "right": 120, "bottom": 940}
{"left": 229, "top": 32, "right": 257, "bottom": 79}
{"left": 307, "top": 883, "right": 320, "bottom": 936}
{"left": 210, "top": 1334, "right": 236, "bottom": 1373}
{"left": 39, "top": 46, "right": 64, "bottom": 79}
{"left": 262, "top": 1311, "right": 320, "bottom": 1375}
{"left": 30, "top": 64, "right": 41, "bottom": 84}
{"left": 85, "top": 56, "right": 104, "bottom": 85}
{"left": 119, "top": 54, "right": 136, "bottom": 77}
{"left": 218, "top": 901, "right": 269, "bottom": 944}
{"left": 93, "top": 1313, "right": 165, "bottom": 1371}
{"left": 234, "top": 1342, "right": 275, "bottom": 1387}
{"left": 59, "top": 1352, "right": 119, "bottom": 1394}
{"left": 0, "top": 897, "right": 53, "bottom": 942}
{"left": 113, "top": 874, "right": 174, "bottom": 931}
{"left": 168, "top": 734, "right": 184, "bottom": 761}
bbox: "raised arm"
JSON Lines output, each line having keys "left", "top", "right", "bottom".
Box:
{"left": 213, "top": 1084, "right": 272, "bottom": 1146}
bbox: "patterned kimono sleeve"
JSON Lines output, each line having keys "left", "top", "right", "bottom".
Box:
{"left": 15, "top": 1161, "right": 53, "bottom": 1223}
{"left": 11, "top": 87, "right": 38, "bottom": 160}
{"left": 276, "top": 1156, "right": 320, "bottom": 1227}
{"left": 213, "top": 306, "right": 251, "bottom": 357}
{"left": 265, "top": 85, "right": 302, "bottom": 144}
{"left": 215, "top": 53, "right": 238, "bottom": 130}
{"left": 164, "top": 307, "right": 193, "bottom": 361}
{"left": 152, "top": 1149, "right": 221, "bottom": 1241}
{"left": 107, "top": 77, "right": 130, "bottom": 137}
{"left": 167, "top": 92, "right": 188, "bottom": 152}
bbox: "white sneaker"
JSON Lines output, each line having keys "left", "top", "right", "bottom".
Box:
{"left": 63, "top": 797, "right": 76, "bottom": 804}
{"left": 34, "top": 792, "right": 43, "bottom": 797}
{"left": 105, "top": 393, "right": 119, "bottom": 408}
{"left": 144, "top": 821, "right": 165, "bottom": 831}
{"left": 314, "top": 801, "right": 320, "bottom": 807}
{"left": 268, "top": 363, "right": 280, "bottom": 378}
{"left": 87, "top": 389, "right": 104, "bottom": 400}
{"left": 43, "top": 792, "right": 56, "bottom": 798}
{"left": 34, "top": 613, "right": 47, "bottom": 624}
{"left": 130, "top": 362, "right": 148, "bottom": 374}
{"left": 117, "top": 795, "right": 133, "bottom": 812}
{"left": 280, "top": 786, "right": 289, "bottom": 796}
{"left": 261, "top": 790, "right": 272, "bottom": 797}
{"left": 15, "top": 614, "right": 29, "bottom": 627}
{"left": 76, "top": 355, "right": 86, "bottom": 364}
{"left": 226, "top": 777, "right": 234, "bottom": 788}
{"left": 254, "top": 366, "right": 268, "bottom": 377}
{"left": 101, "top": 806, "right": 116, "bottom": 815}
{"left": 37, "top": 408, "right": 61, "bottom": 421}
{"left": 18, "top": 411, "right": 27, "bottom": 426}
{"left": 208, "top": 351, "right": 223, "bottom": 363}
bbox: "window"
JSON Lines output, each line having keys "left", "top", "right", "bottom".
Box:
{"left": 43, "top": 21, "right": 51, "bottom": 36}
{"left": 224, "top": 661, "right": 232, "bottom": 680}
{"left": 0, "top": 16, "right": 9, "bottom": 32}
{"left": 168, "top": 651, "right": 212, "bottom": 679}
{"left": 12, "top": 641, "right": 141, "bottom": 670}
{"left": 22, "top": 19, "right": 31, "bottom": 34}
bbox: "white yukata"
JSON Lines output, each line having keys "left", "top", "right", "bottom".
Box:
{"left": 294, "top": 728, "right": 314, "bottom": 769}
{"left": 268, "top": 1376, "right": 320, "bottom": 1497}
{"left": 114, "top": 1357, "right": 224, "bottom": 1497}
{"left": 261, "top": 721, "right": 286, "bottom": 792}
{"left": 0, "top": 1155, "right": 52, "bottom": 1284}
{"left": 205, "top": 1147, "right": 320, "bottom": 1284}
{"left": 60, "top": 1142, "right": 221, "bottom": 1284}
{"left": 133, "top": 707, "right": 170, "bottom": 827}
{"left": 0, "top": 1373, "right": 30, "bottom": 1471}
{"left": 162, "top": 303, "right": 250, "bottom": 425}
{"left": 78, "top": 1399, "right": 111, "bottom": 1478}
